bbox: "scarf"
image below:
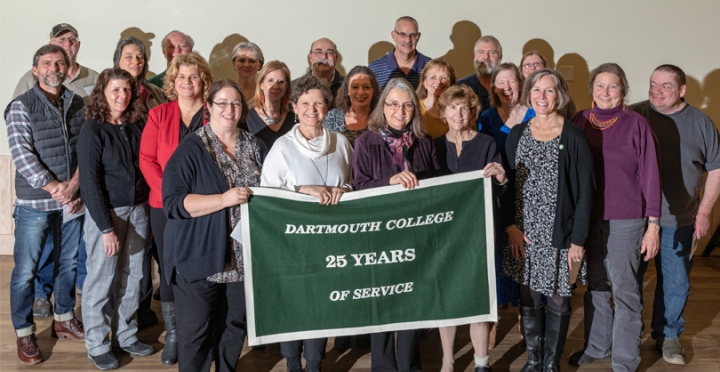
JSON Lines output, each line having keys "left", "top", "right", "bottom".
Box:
{"left": 379, "top": 125, "right": 415, "bottom": 172}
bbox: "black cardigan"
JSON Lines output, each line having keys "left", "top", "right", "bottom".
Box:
{"left": 162, "top": 134, "right": 233, "bottom": 284}
{"left": 505, "top": 120, "right": 595, "bottom": 249}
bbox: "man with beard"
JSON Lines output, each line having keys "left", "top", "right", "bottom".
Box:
{"left": 13, "top": 24, "right": 99, "bottom": 100}
{"left": 369, "top": 16, "right": 431, "bottom": 90}
{"left": 11, "top": 23, "right": 97, "bottom": 322}
{"left": 458, "top": 35, "right": 503, "bottom": 117}
{"left": 5, "top": 44, "right": 86, "bottom": 366}
{"left": 292, "top": 37, "right": 344, "bottom": 104}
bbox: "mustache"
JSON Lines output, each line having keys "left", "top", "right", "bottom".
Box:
{"left": 315, "top": 58, "right": 334, "bottom": 66}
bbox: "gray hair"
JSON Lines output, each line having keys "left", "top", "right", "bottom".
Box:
{"left": 474, "top": 35, "right": 503, "bottom": 58}
{"left": 232, "top": 41, "right": 264, "bottom": 63}
{"left": 520, "top": 68, "right": 571, "bottom": 111}
{"left": 368, "top": 78, "right": 426, "bottom": 138}
{"left": 589, "top": 63, "right": 629, "bottom": 98}
{"left": 161, "top": 30, "right": 194, "bottom": 50}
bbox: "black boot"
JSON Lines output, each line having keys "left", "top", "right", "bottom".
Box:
{"left": 519, "top": 305, "right": 545, "bottom": 372}
{"left": 160, "top": 302, "right": 178, "bottom": 366}
{"left": 543, "top": 308, "right": 571, "bottom": 372}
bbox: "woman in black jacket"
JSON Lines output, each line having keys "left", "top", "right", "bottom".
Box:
{"left": 162, "top": 80, "right": 264, "bottom": 372}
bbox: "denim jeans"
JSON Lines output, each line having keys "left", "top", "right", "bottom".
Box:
{"left": 10, "top": 205, "right": 82, "bottom": 334}
{"left": 637, "top": 225, "right": 694, "bottom": 340}
{"left": 33, "top": 231, "right": 54, "bottom": 299}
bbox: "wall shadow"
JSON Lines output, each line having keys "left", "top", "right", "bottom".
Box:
{"left": 439, "top": 20, "right": 482, "bottom": 78}
{"left": 557, "top": 53, "right": 591, "bottom": 111}
{"left": 208, "top": 33, "right": 249, "bottom": 81}
{"left": 367, "top": 41, "right": 394, "bottom": 64}
{"left": 120, "top": 27, "right": 156, "bottom": 77}
{"left": 702, "top": 68, "right": 720, "bottom": 126}
{"left": 523, "top": 38, "right": 555, "bottom": 69}
{"left": 684, "top": 75, "right": 705, "bottom": 109}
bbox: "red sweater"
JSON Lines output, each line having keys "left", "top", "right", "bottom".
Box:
{"left": 139, "top": 101, "right": 207, "bottom": 208}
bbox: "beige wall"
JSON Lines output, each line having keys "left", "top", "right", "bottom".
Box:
{"left": 1, "top": 1, "right": 720, "bottom": 246}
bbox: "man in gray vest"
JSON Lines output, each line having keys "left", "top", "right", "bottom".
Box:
{"left": 6, "top": 44, "right": 86, "bottom": 366}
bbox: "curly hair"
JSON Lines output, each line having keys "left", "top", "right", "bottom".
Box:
{"left": 289, "top": 75, "right": 332, "bottom": 106}
{"left": 439, "top": 85, "right": 481, "bottom": 124}
{"left": 85, "top": 68, "right": 145, "bottom": 123}
{"left": 162, "top": 52, "right": 213, "bottom": 101}
{"left": 334, "top": 66, "right": 380, "bottom": 113}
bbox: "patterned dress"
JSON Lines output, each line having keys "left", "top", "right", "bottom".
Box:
{"left": 196, "top": 126, "right": 263, "bottom": 283}
{"left": 502, "top": 125, "right": 583, "bottom": 297}
{"left": 322, "top": 108, "right": 368, "bottom": 147}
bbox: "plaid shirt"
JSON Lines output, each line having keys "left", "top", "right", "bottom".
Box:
{"left": 6, "top": 100, "right": 63, "bottom": 211}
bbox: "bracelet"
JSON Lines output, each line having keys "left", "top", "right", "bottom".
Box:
{"left": 102, "top": 227, "right": 114, "bottom": 234}
{"left": 648, "top": 219, "right": 660, "bottom": 226}
{"left": 493, "top": 178, "right": 508, "bottom": 186}
{"left": 505, "top": 225, "right": 517, "bottom": 233}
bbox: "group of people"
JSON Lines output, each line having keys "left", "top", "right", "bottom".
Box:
{"left": 6, "top": 16, "right": 720, "bottom": 372}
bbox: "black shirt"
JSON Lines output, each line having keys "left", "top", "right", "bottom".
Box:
{"left": 77, "top": 119, "right": 149, "bottom": 231}
{"left": 179, "top": 107, "right": 204, "bottom": 142}
{"left": 240, "top": 108, "right": 295, "bottom": 151}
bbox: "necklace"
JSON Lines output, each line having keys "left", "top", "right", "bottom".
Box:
{"left": 589, "top": 102, "right": 624, "bottom": 130}
{"left": 261, "top": 106, "right": 280, "bottom": 125}
{"left": 310, "top": 155, "right": 329, "bottom": 186}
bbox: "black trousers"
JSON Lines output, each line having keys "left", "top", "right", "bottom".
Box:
{"left": 174, "top": 276, "right": 246, "bottom": 372}
{"left": 370, "top": 330, "right": 421, "bottom": 372}
{"left": 150, "top": 207, "right": 173, "bottom": 301}
{"left": 280, "top": 338, "right": 328, "bottom": 370}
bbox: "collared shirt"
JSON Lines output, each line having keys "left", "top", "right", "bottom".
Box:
{"left": 6, "top": 100, "right": 63, "bottom": 211}
{"left": 368, "top": 49, "right": 431, "bottom": 90}
{"left": 12, "top": 64, "right": 99, "bottom": 100}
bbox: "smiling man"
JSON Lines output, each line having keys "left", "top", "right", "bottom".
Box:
{"left": 292, "top": 38, "right": 344, "bottom": 104}
{"left": 458, "top": 35, "right": 503, "bottom": 116}
{"left": 13, "top": 24, "right": 99, "bottom": 100}
{"left": 369, "top": 16, "right": 431, "bottom": 90}
{"left": 630, "top": 64, "right": 720, "bottom": 366}
{"left": 148, "top": 30, "right": 194, "bottom": 88}
{"left": 5, "top": 44, "right": 87, "bottom": 366}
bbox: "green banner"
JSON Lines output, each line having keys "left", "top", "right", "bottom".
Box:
{"left": 241, "top": 171, "right": 497, "bottom": 345}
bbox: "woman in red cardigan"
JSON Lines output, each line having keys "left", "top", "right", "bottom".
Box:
{"left": 138, "top": 52, "right": 215, "bottom": 366}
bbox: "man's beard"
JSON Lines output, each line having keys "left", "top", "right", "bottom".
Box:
{"left": 475, "top": 59, "right": 496, "bottom": 76}
{"left": 40, "top": 71, "right": 65, "bottom": 87}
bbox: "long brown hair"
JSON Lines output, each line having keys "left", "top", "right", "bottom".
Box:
{"left": 85, "top": 68, "right": 144, "bottom": 123}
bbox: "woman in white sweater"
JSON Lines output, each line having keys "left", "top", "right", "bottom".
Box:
{"left": 260, "top": 75, "right": 352, "bottom": 372}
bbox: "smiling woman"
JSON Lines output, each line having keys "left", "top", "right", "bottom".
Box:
{"left": 112, "top": 37, "right": 167, "bottom": 113}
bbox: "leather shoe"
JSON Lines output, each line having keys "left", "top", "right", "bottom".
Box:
{"left": 33, "top": 298, "right": 52, "bottom": 318}
{"left": 118, "top": 341, "right": 154, "bottom": 356}
{"left": 137, "top": 308, "right": 159, "bottom": 329}
{"left": 16, "top": 334, "right": 42, "bottom": 365}
{"left": 52, "top": 318, "right": 85, "bottom": 341}
{"left": 88, "top": 351, "right": 120, "bottom": 370}
{"left": 475, "top": 366, "right": 491, "bottom": 372}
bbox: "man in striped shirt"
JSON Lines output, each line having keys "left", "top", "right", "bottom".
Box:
{"left": 368, "top": 16, "right": 431, "bottom": 90}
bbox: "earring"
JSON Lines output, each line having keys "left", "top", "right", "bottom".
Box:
{"left": 294, "top": 114, "right": 298, "bottom": 124}
{"left": 281, "top": 95, "right": 288, "bottom": 105}
{"left": 260, "top": 92, "right": 265, "bottom": 104}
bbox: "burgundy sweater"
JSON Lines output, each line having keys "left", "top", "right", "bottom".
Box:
{"left": 572, "top": 104, "right": 661, "bottom": 221}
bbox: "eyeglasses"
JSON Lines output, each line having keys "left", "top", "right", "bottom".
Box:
{"left": 53, "top": 37, "right": 79, "bottom": 45}
{"left": 522, "top": 62, "right": 545, "bottom": 69}
{"left": 384, "top": 101, "right": 414, "bottom": 111}
{"left": 213, "top": 101, "right": 243, "bottom": 110}
{"left": 427, "top": 75, "right": 450, "bottom": 83}
{"left": 393, "top": 30, "right": 420, "bottom": 40}
{"left": 312, "top": 49, "right": 336, "bottom": 57}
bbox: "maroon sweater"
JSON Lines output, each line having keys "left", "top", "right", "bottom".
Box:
{"left": 572, "top": 104, "right": 661, "bottom": 220}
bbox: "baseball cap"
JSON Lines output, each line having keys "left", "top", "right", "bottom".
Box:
{"left": 50, "top": 23, "right": 79, "bottom": 39}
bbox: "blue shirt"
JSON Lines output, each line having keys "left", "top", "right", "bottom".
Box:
{"left": 368, "top": 49, "right": 431, "bottom": 90}
{"left": 479, "top": 107, "right": 535, "bottom": 169}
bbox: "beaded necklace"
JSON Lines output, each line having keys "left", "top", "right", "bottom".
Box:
{"left": 589, "top": 102, "right": 625, "bottom": 130}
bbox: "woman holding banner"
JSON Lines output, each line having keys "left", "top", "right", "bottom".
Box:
{"left": 162, "top": 80, "right": 264, "bottom": 372}
{"left": 504, "top": 69, "right": 594, "bottom": 372}
{"left": 434, "top": 84, "right": 506, "bottom": 372}
{"left": 261, "top": 75, "right": 353, "bottom": 372}
{"left": 352, "top": 77, "right": 440, "bottom": 372}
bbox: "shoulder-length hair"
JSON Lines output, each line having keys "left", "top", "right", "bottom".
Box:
{"left": 254, "top": 60, "right": 292, "bottom": 112}
{"left": 416, "top": 58, "right": 457, "bottom": 100}
{"left": 368, "top": 78, "right": 426, "bottom": 138}
{"left": 206, "top": 79, "right": 249, "bottom": 124}
{"left": 489, "top": 62, "right": 524, "bottom": 108}
{"left": 85, "top": 68, "right": 145, "bottom": 123}
{"left": 439, "top": 85, "right": 482, "bottom": 124}
{"left": 588, "top": 62, "right": 629, "bottom": 98}
{"left": 112, "top": 36, "right": 149, "bottom": 88}
{"left": 162, "top": 52, "right": 213, "bottom": 101}
{"left": 520, "top": 68, "right": 571, "bottom": 111}
{"left": 334, "top": 65, "right": 380, "bottom": 113}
